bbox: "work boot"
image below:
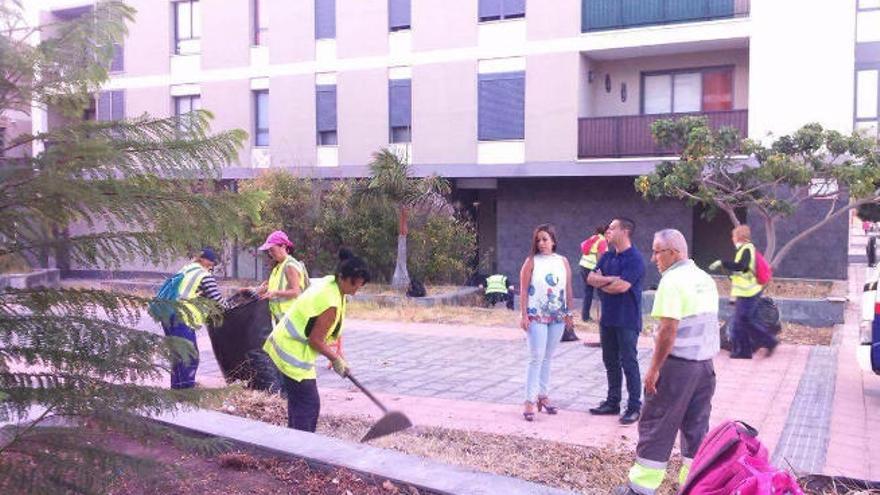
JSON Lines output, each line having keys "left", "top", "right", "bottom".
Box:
{"left": 589, "top": 401, "right": 620, "bottom": 415}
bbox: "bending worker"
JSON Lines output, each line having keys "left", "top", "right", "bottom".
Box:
{"left": 480, "top": 273, "right": 515, "bottom": 310}
{"left": 263, "top": 248, "right": 371, "bottom": 432}
{"left": 249, "top": 230, "right": 308, "bottom": 325}
{"left": 163, "top": 248, "right": 229, "bottom": 389}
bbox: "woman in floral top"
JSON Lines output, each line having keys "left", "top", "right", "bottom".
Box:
{"left": 518, "top": 224, "right": 574, "bottom": 421}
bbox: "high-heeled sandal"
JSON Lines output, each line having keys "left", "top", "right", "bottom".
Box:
{"left": 523, "top": 402, "right": 535, "bottom": 422}
{"left": 537, "top": 397, "right": 558, "bottom": 415}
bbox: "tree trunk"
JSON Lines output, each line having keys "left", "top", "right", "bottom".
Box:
{"left": 763, "top": 215, "right": 776, "bottom": 261}
{"left": 391, "top": 207, "right": 410, "bottom": 291}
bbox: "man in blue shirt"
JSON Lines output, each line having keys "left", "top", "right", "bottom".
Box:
{"left": 587, "top": 217, "right": 645, "bottom": 425}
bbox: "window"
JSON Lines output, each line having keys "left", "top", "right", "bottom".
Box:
{"left": 174, "top": 0, "right": 201, "bottom": 54}
{"left": 316, "top": 85, "right": 337, "bottom": 145}
{"left": 110, "top": 43, "right": 124, "bottom": 72}
{"left": 860, "top": 0, "right": 880, "bottom": 10}
{"left": 174, "top": 95, "right": 201, "bottom": 131}
{"left": 479, "top": 0, "right": 525, "bottom": 22}
{"left": 389, "top": 79, "right": 411, "bottom": 143}
{"left": 253, "top": 0, "right": 268, "bottom": 45}
{"left": 97, "top": 90, "right": 125, "bottom": 121}
{"left": 478, "top": 71, "right": 525, "bottom": 141}
{"left": 857, "top": 69, "right": 880, "bottom": 137}
{"left": 642, "top": 67, "right": 733, "bottom": 115}
{"left": 254, "top": 90, "right": 269, "bottom": 146}
{"left": 315, "top": 0, "right": 335, "bottom": 40}
{"left": 389, "top": 0, "right": 411, "bottom": 31}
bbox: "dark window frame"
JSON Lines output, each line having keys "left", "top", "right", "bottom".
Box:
{"left": 389, "top": 78, "right": 412, "bottom": 143}
{"left": 478, "top": 0, "right": 526, "bottom": 22}
{"left": 316, "top": 84, "right": 338, "bottom": 145}
{"left": 97, "top": 90, "right": 125, "bottom": 121}
{"left": 477, "top": 71, "right": 526, "bottom": 141}
{"left": 855, "top": 65, "right": 880, "bottom": 137}
{"left": 253, "top": 0, "right": 268, "bottom": 45}
{"left": 174, "top": 0, "right": 200, "bottom": 54}
{"left": 389, "top": 0, "right": 411, "bottom": 31}
{"left": 254, "top": 90, "right": 269, "bottom": 147}
{"left": 315, "top": 0, "right": 336, "bottom": 40}
{"left": 639, "top": 64, "right": 735, "bottom": 115}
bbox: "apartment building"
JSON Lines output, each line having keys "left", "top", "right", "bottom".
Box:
{"left": 31, "top": 0, "right": 860, "bottom": 285}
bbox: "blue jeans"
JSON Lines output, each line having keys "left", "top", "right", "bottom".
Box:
{"left": 732, "top": 294, "right": 778, "bottom": 357}
{"left": 600, "top": 324, "right": 642, "bottom": 411}
{"left": 525, "top": 320, "right": 565, "bottom": 403}
{"left": 161, "top": 316, "right": 199, "bottom": 389}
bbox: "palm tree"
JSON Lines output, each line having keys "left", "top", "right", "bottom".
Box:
{"left": 359, "top": 148, "right": 450, "bottom": 290}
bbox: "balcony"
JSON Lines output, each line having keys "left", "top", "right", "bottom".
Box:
{"left": 577, "top": 110, "right": 748, "bottom": 159}
{"left": 582, "top": 0, "right": 750, "bottom": 32}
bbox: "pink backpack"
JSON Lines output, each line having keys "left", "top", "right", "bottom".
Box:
{"left": 680, "top": 421, "right": 803, "bottom": 495}
{"left": 754, "top": 250, "right": 773, "bottom": 286}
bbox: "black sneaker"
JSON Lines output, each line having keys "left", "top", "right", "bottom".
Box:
{"left": 589, "top": 401, "right": 620, "bottom": 415}
{"left": 619, "top": 408, "right": 641, "bottom": 425}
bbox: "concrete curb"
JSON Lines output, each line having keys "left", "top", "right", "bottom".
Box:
{"left": 0, "top": 268, "right": 61, "bottom": 289}
{"left": 151, "top": 409, "right": 575, "bottom": 495}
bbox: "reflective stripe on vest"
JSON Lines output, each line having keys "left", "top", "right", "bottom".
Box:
{"left": 670, "top": 312, "right": 720, "bottom": 360}
{"left": 678, "top": 458, "right": 693, "bottom": 486}
{"left": 627, "top": 457, "right": 666, "bottom": 495}
{"left": 177, "top": 262, "right": 208, "bottom": 328}
{"left": 485, "top": 275, "right": 508, "bottom": 294}
{"left": 267, "top": 255, "right": 306, "bottom": 320}
{"left": 263, "top": 275, "right": 344, "bottom": 381}
{"left": 579, "top": 235, "right": 604, "bottom": 269}
{"left": 730, "top": 242, "right": 761, "bottom": 298}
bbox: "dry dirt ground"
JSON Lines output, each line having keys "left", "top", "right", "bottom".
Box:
{"left": 220, "top": 391, "right": 877, "bottom": 495}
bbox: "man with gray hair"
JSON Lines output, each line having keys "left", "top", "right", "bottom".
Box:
{"left": 613, "top": 229, "right": 720, "bottom": 495}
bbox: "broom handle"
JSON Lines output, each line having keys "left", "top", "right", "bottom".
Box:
{"left": 346, "top": 373, "right": 388, "bottom": 413}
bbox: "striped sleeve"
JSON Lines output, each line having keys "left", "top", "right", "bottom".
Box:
{"left": 198, "top": 275, "right": 229, "bottom": 309}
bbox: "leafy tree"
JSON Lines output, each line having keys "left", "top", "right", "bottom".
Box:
{"left": 357, "top": 149, "right": 451, "bottom": 290}
{"left": 0, "top": 2, "right": 261, "bottom": 492}
{"left": 635, "top": 117, "right": 879, "bottom": 267}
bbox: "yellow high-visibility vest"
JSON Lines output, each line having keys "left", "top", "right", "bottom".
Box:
{"left": 579, "top": 234, "right": 605, "bottom": 270}
{"left": 176, "top": 262, "right": 209, "bottom": 328}
{"left": 730, "top": 242, "right": 761, "bottom": 298}
{"left": 485, "top": 274, "right": 508, "bottom": 294}
{"left": 263, "top": 275, "right": 345, "bottom": 381}
{"left": 267, "top": 255, "right": 307, "bottom": 321}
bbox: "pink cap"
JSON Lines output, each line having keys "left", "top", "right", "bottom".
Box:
{"left": 258, "top": 230, "right": 293, "bottom": 251}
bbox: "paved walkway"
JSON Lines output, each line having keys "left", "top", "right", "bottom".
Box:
{"left": 127, "top": 227, "right": 879, "bottom": 480}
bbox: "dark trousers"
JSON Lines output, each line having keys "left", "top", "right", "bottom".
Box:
{"left": 485, "top": 291, "right": 514, "bottom": 310}
{"left": 637, "top": 357, "right": 715, "bottom": 462}
{"left": 283, "top": 374, "right": 320, "bottom": 432}
{"left": 732, "top": 294, "right": 778, "bottom": 357}
{"left": 161, "top": 316, "right": 199, "bottom": 389}
{"left": 581, "top": 268, "right": 595, "bottom": 321}
{"left": 600, "top": 324, "right": 642, "bottom": 411}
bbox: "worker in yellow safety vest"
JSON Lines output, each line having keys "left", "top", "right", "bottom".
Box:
{"left": 263, "top": 248, "right": 371, "bottom": 432}
{"left": 579, "top": 225, "right": 608, "bottom": 321}
{"left": 480, "top": 273, "right": 515, "bottom": 310}
{"left": 613, "top": 229, "right": 720, "bottom": 495}
{"left": 247, "top": 230, "right": 308, "bottom": 325}
{"left": 708, "top": 225, "right": 778, "bottom": 359}
{"left": 163, "top": 247, "right": 229, "bottom": 389}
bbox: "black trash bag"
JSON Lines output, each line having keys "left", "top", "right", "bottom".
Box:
{"left": 406, "top": 279, "right": 426, "bottom": 298}
{"left": 245, "top": 348, "right": 284, "bottom": 395}
{"left": 719, "top": 296, "right": 781, "bottom": 352}
{"left": 206, "top": 293, "right": 276, "bottom": 390}
{"left": 756, "top": 297, "right": 782, "bottom": 335}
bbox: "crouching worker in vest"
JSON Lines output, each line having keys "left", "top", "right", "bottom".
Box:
{"left": 263, "top": 248, "right": 371, "bottom": 432}
{"left": 480, "top": 274, "right": 515, "bottom": 310}
{"left": 165, "top": 248, "right": 229, "bottom": 389}
{"left": 613, "top": 229, "right": 719, "bottom": 495}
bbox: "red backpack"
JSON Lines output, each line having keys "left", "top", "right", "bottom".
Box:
{"left": 680, "top": 421, "right": 803, "bottom": 495}
{"left": 754, "top": 250, "right": 772, "bottom": 286}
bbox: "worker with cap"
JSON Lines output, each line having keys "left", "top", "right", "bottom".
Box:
{"left": 264, "top": 248, "right": 371, "bottom": 432}
{"left": 613, "top": 229, "right": 720, "bottom": 495}
{"left": 163, "top": 247, "right": 229, "bottom": 389}
{"left": 246, "top": 230, "right": 308, "bottom": 325}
